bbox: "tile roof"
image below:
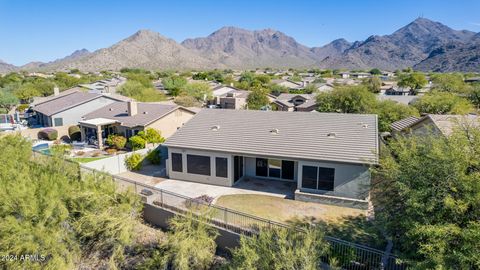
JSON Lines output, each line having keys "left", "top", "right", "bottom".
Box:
{"left": 390, "top": 116, "right": 420, "bottom": 131}
{"left": 33, "top": 91, "right": 103, "bottom": 116}
{"left": 164, "top": 109, "right": 378, "bottom": 165}
{"left": 416, "top": 114, "right": 480, "bottom": 136}
{"left": 82, "top": 102, "right": 192, "bottom": 128}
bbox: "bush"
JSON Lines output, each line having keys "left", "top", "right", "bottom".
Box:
{"left": 146, "top": 149, "right": 161, "bottom": 164}
{"left": 38, "top": 128, "right": 58, "bottom": 141}
{"left": 105, "top": 148, "right": 117, "bottom": 155}
{"left": 129, "top": 135, "right": 146, "bottom": 150}
{"left": 17, "top": 104, "right": 29, "bottom": 112}
{"left": 105, "top": 134, "right": 127, "bottom": 149}
{"left": 68, "top": 125, "right": 81, "bottom": 141}
{"left": 50, "top": 144, "right": 72, "bottom": 156}
{"left": 125, "top": 153, "right": 143, "bottom": 171}
{"left": 138, "top": 128, "right": 165, "bottom": 144}
{"left": 174, "top": 95, "right": 201, "bottom": 107}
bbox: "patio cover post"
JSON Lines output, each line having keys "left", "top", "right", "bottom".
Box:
{"left": 80, "top": 126, "right": 86, "bottom": 142}
{"left": 97, "top": 125, "right": 103, "bottom": 149}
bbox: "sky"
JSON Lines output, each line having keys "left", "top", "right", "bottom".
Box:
{"left": 1, "top": 0, "right": 480, "bottom": 66}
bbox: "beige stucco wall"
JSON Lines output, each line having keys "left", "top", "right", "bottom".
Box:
{"left": 166, "top": 147, "right": 233, "bottom": 187}
{"left": 146, "top": 108, "right": 195, "bottom": 139}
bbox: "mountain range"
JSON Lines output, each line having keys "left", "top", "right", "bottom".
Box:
{"left": 1, "top": 18, "right": 479, "bottom": 73}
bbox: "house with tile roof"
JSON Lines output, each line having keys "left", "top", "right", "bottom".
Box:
{"left": 163, "top": 109, "right": 379, "bottom": 208}
{"left": 31, "top": 90, "right": 128, "bottom": 127}
{"left": 272, "top": 93, "right": 317, "bottom": 112}
{"left": 390, "top": 114, "right": 479, "bottom": 137}
{"left": 79, "top": 101, "right": 196, "bottom": 148}
{"left": 210, "top": 85, "right": 250, "bottom": 109}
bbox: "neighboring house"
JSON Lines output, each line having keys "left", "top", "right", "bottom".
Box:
{"left": 340, "top": 72, "right": 350, "bottom": 79}
{"left": 31, "top": 90, "right": 125, "bottom": 127}
{"left": 391, "top": 114, "right": 479, "bottom": 136}
{"left": 79, "top": 76, "right": 126, "bottom": 94}
{"left": 272, "top": 94, "right": 316, "bottom": 112}
{"left": 465, "top": 77, "right": 480, "bottom": 84}
{"left": 390, "top": 116, "right": 420, "bottom": 135}
{"left": 385, "top": 86, "right": 411, "bottom": 96}
{"left": 80, "top": 101, "right": 196, "bottom": 148}
{"left": 163, "top": 109, "right": 378, "bottom": 208}
{"left": 211, "top": 85, "right": 250, "bottom": 110}
{"left": 315, "top": 83, "right": 335, "bottom": 92}
{"left": 271, "top": 79, "right": 304, "bottom": 90}
{"left": 351, "top": 72, "right": 371, "bottom": 79}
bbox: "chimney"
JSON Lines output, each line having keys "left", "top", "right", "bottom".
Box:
{"left": 53, "top": 87, "right": 60, "bottom": 96}
{"left": 127, "top": 101, "right": 138, "bottom": 116}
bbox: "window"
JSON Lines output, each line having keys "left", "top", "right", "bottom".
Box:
{"left": 256, "top": 158, "right": 268, "bottom": 177}
{"left": 317, "top": 167, "right": 335, "bottom": 191}
{"left": 54, "top": 117, "right": 63, "bottom": 126}
{"left": 301, "top": 166, "right": 318, "bottom": 189}
{"left": 301, "top": 165, "right": 335, "bottom": 191}
{"left": 171, "top": 153, "right": 183, "bottom": 172}
{"left": 268, "top": 159, "right": 281, "bottom": 178}
{"left": 187, "top": 154, "right": 211, "bottom": 176}
{"left": 281, "top": 160, "right": 295, "bottom": 180}
{"left": 215, "top": 157, "right": 228, "bottom": 178}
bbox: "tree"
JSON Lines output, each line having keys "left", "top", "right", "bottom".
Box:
{"left": 229, "top": 226, "right": 328, "bottom": 270}
{"left": 14, "top": 83, "right": 40, "bottom": 103}
{"left": 373, "top": 127, "right": 480, "bottom": 268}
{"left": 174, "top": 95, "right": 201, "bottom": 107}
{"left": 369, "top": 68, "right": 382, "bottom": 75}
{"left": 430, "top": 73, "right": 469, "bottom": 93}
{"left": 268, "top": 84, "right": 289, "bottom": 96}
{"left": 129, "top": 135, "right": 146, "bottom": 150}
{"left": 363, "top": 76, "right": 382, "bottom": 93}
{"left": 412, "top": 92, "right": 473, "bottom": 114}
{"left": 303, "top": 84, "right": 318, "bottom": 94}
{"left": 247, "top": 88, "right": 270, "bottom": 110}
{"left": 398, "top": 72, "right": 427, "bottom": 92}
{"left": 163, "top": 212, "right": 218, "bottom": 270}
{"left": 181, "top": 82, "right": 212, "bottom": 101}
{"left": 117, "top": 81, "right": 165, "bottom": 102}
{"left": 468, "top": 84, "right": 480, "bottom": 108}
{"left": 163, "top": 75, "right": 187, "bottom": 96}
{"left": 0, "top": 89, "right": 19, "bottom": 111}
{"left": 0, "top": 135, "right": 142, "bottom": 269}
{"left": 373, "top": 100, "right": 419, "bottom": 132}
{"left": 316, "top": 85, "right": 376, "bottom": 113}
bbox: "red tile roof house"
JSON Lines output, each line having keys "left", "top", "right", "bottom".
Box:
{"left": 79, "top": 101, "right": 196, "bottom": 148}
{"left": 163, "top": 109, "right": 379, "bottom": 209}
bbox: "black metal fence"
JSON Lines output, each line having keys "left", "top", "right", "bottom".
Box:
{"left": 33, "top": 150, "right": 408, "bottom": 269}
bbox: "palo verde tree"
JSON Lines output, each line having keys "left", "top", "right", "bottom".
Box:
{"left": 373, "top": 126, "right": 480, "bottom": 269}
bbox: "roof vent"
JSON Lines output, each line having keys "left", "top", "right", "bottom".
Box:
{"left": 327, "top": 132, "right": 336, "bottom": 138}
{"left": 143, "top": 111, "right": 148, "bottom": 114}
{"left": 211, "top": 125, "right": 220, "bottom": 131}
{"left": 362, "top": 124, "right": 369, "bottom": 128}
{"left": 109, "top": 108, "right": 113, "bottom": 111}
{"left": 270, "top": 128, "right": 279, "bottom": 134}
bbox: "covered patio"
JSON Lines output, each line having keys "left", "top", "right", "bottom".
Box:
{"left": 78, "top": 118, "right": 120, "bottom": 148}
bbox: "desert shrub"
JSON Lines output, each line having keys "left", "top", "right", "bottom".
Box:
{"left": 50, "top": 144, "right": 72, "bottom": 156}
{"left": 138, "top": 128, "right": 165, "bottom": 144}
{"left": 185, "top": 195, "right": 214, "bottom": 209}
{"left": 17, "top": 104, "right": 29, "bottom": 112}
{"left": 75, "top": 151, "right": 85, "bottom": 156}
{"left": 68, "top": 125, "right": 81, "bottom": 141}
{"left": 146, "top": 149, "right": 161, "bottom": 164}
{"left": 105, "top": 148, "right": 117, "bottom": 155}
{"left": 125, "top": 153, "right": 144, "bottom": 171}
{"left": 106, "top": 134, "right": 127, "bottom": 149}
{"left": 91, "top": 152, "right": 101, "bottom": 157}
{"left": 38, "top": 128, "right": 58, "bottom": 140}
{"left": 129, "top": 135, "right": 146, "bottom": 150}
{"left": 163, "top": 212, "right": 218, "bottom": 270}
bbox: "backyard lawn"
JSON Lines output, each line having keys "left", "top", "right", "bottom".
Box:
{"left": 215, "top": 194, "right": 365, "bottom": 224}
{"left": 214, "top": 194, "right": 387, "bottom": 249}
{"left": 71, "top": 157, "right": 107, "bottom": 163}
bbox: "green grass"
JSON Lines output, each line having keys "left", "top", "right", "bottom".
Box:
{"left": 71, "top": 157, "right": 107, "bottom": 163}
